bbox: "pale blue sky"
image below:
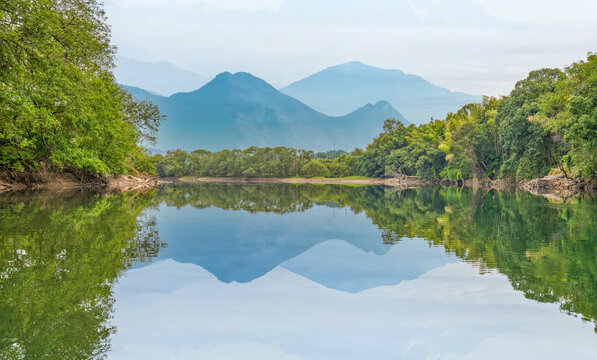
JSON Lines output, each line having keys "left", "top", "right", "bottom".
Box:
{"left": 105, "top": 0, "right": 597, "bottom": 95}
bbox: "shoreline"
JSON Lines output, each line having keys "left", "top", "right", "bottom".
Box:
{"left": 2, "top": 172, "right": 595, "bottom": 198}
{"left": 171, "top": 176, "right": 597, "bottom": 198}
{"left": 0, "top": 172, "right": 161, "bottom": 193}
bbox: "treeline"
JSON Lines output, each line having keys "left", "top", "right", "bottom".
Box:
{"left": 156, "top": 54, "right": 596, "bottom": 180}
{"left": 0, "top": 0, "right": 163, "bottom": 176}
{"left": 360, "top": 55, "right": 597, "bottom": 180}
{"left": 155, "top": 147, "right": 359, "bottom": 178}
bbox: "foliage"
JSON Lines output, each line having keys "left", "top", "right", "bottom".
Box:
{"left": 301, "top": 160, "right": 331, "bottom": 178}
{"left": 0, "top": 0, "right": 163, "bottom": 175}
{"left": 156, "top": 147, "right": 313, "bottom": 178}
{"left": 358, "top": 55, "right": 597, "bottom": 180}
{"left": 0, "top": 190, "right": 164, "bottom": 359}
{"left": 313, "top": 150, "right": 348, "bottom": 159}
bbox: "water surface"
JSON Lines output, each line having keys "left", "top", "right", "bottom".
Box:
{"left": 1, "top": 183, "right": 596, "bottom": 359}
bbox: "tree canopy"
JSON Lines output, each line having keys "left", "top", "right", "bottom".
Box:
{"left": 356, "top": 54, "right": 597, "bottom": 181}
{"left": 0, "top": 0, "right": 163, "bottom": 176}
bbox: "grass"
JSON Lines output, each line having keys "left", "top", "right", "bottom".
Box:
{"left": 339, "top": 176, "right": 371, "bottom": 180}
{"left": 289, "top": 175, "right": 373, "bottom": 180}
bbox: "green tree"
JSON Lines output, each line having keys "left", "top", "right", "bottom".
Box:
{"left": 301, "top": 160, "right": 331, "bottom": 178}
{"left": 562, "top": 55, "right": 597, "bottom": 178}
{"left": 0, "top": 0, "right": 163, "bottom": 176}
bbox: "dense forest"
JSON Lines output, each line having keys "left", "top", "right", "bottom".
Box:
{"left": 156, "top": 54, "right": 596, "bottom": 181}
{"left": 0, "top": 0, "right": 162, "bottom": 176}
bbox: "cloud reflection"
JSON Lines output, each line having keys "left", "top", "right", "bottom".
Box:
{"left": 111, "top": 259, "right": 597, "bottom": 359}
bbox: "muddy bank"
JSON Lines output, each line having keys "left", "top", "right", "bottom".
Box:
{"left": 465, "top": 176, "right": 597, "bottom": 197}
{"left": 0, "top": 171, "right": 161, "bottom": 192}
{"left": 173, "top": 175, "right": 596, "bottom": 197}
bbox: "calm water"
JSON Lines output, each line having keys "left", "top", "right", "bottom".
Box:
{"left": 1, "top": 183, "right": 596, "bottom": 359}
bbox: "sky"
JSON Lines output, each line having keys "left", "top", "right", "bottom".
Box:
{"left": 104, "top": 0, "right": 597, "bottom": 96}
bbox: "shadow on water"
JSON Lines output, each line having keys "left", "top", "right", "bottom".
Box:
{"left": 0, "top": 183, "right": 596, "bottom": 357}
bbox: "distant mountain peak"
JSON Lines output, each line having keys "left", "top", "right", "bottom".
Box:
{"left": 335, "top": 60, "right": 369, "bottom": 68}
{"left": 330, "top": 61, "right": 404, "bottom": 75}
{"left": 215, "top": 71, "right": 232, "bottom": 77}
{"left": 281, "top": 62, "right": 480, "bottom": 123}
{"left": 373, "top": 100, "right": 392, "bottom": 108}
{"left": 114, "top": 57, "right": 209, "bottom": 96}
{"left": 207, "top": 71, "right": 275, "bottom": 90}
{"left": 341, "top": 99, "right": 409, "bottom": 125}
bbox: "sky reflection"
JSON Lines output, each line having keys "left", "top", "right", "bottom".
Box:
{"left": 112, "top": 256, "right": 597, "bottom": 359}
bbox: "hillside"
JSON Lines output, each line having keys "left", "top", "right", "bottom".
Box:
{"left": 281, "top": 61, "right": 481, "bottom": 124}
{"left": 126, "top": 72, "right": 408, "bottom": 151}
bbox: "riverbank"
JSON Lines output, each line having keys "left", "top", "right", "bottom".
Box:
{"left": 3, "top": 172, "right": 594, "bottom": 198}
{"left": 0, "top": 171, "right": 161, "bottom": 192}
{"left": 172, "top": 175, "right": 597, "bottom": 197}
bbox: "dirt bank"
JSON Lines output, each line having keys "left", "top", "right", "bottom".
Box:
{"left": 0, "top": 171, "right": 161, "bottom": 192}
{"left": 174, "top": 175, "right": 597, "bottom": 197}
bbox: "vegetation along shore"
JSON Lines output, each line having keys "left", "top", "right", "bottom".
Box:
{"left": 154, "top": 55, "right": 597, "bottom": 195}
{"left": 1, "top": 1, "right": 595, "bottom": 193}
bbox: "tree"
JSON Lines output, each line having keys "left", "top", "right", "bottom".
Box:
{"left": 562, "top": 55, "right": 597, "bottom": 179}
{"left": 301, "top": 160, "right": 331, "bottom": 178}
{"left": 0, "top": 0, "right": 163, "bottom": 176}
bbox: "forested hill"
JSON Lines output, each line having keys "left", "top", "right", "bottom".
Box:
{"left": 281, "top": 61, "right": 481, "bottom": 124}
{"left": 125, "top": 72, "right": 409, "bottom": 151}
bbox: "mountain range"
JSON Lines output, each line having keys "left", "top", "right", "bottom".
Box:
{"left": 147, "top": 203, "right": 456, "bottom": 291}
{"left": 282, "top": 61, "right": 481, "bottom": 124}
{"left": 122, "top": 60, "right": 481, "bottom": 151}
{"left": 124, "top": 72, "right": 408, "bottom": 151}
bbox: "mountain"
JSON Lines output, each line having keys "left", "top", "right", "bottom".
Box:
{"left": 138, "top": 200, "right": 456, "bottom": 291}
{"left": 125, "top": 72, "right": 409, "bottom": 151}
{"left": 281, "top": 61, "right": 481, "bottom": 124}
{"left": 282, "top": 239, "right": 457, "bottom": 293}
{"left": 121, "top": 84, "right": 162, "bottom": 103}
{"left": 114, "top": 57, "right": 209, "bottom": 96}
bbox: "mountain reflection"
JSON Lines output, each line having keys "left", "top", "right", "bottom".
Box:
{"left": 0, "top": 182, "right": 595, "bottom": 359}
{"left": 157, "top": 183, "right": 597, "bottom": 330}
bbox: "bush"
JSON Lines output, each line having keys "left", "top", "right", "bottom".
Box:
{"left": 301, "top": 160, "right": 331, "bottom": 178}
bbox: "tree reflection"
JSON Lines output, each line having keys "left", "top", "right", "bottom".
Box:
{"left": 0, "top": 182, "right": 595, "bottom": 360}
{"left": 0, "top": 190, "right": 164, "bottom": 359}
{"left": 158, "top": 183, "right": 597, "bottom": 330}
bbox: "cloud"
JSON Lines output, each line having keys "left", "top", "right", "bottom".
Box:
{"left": 108, "top": 0, "right": 285, "bottom": 11}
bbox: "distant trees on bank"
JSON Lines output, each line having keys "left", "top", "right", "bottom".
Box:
{"left": 155, "top": 54, "right": 597, "bottom": 181}
{"left": 154, "top": 147, "right": 356, "bottom": 178}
